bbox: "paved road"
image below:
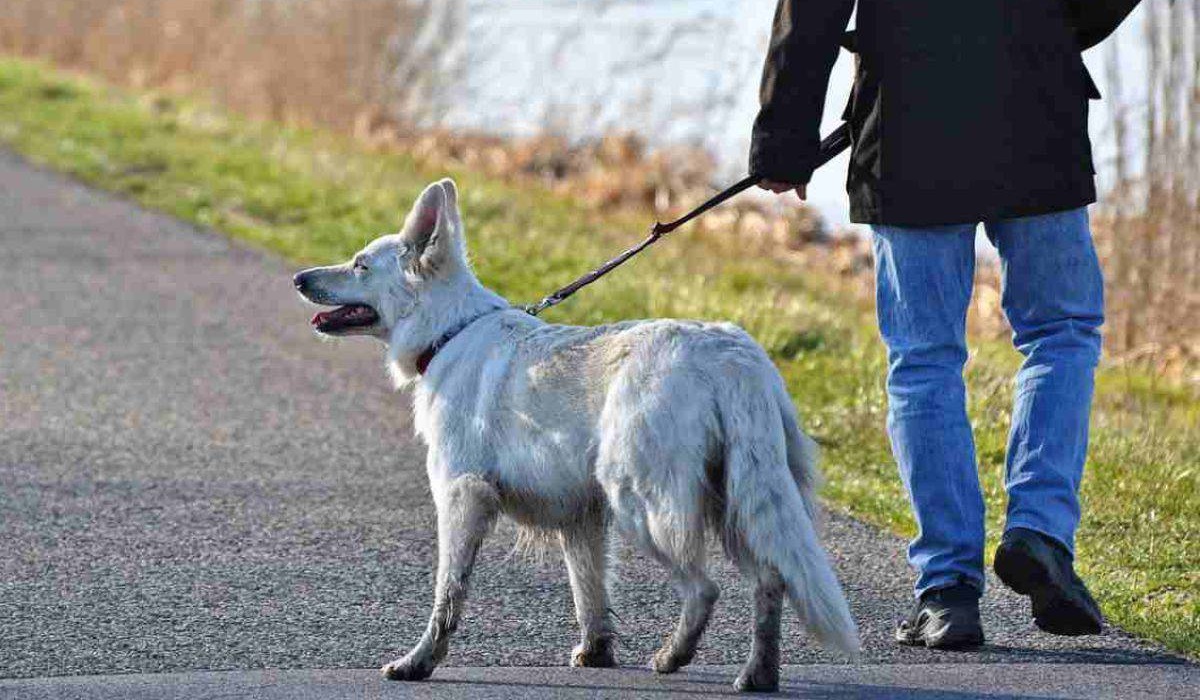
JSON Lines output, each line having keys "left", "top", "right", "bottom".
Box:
{"left": 0, "top": 151, "right": 1192, "bottom": 696}
{"left": 4, "top": 665, "right": 1199, "bottom": 700}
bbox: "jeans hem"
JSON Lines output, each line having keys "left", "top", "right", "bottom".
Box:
{"left": 1004, "top": 520, "right": 1075, "bottom": 558}
{"left": 914, "top": 574, "right": 986, "bottom": 601}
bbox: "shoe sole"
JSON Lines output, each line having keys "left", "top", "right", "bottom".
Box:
{"left": 994, "top": 542, "right": 1102, "bottom": 636}
{"left": 896, "top": 630, "right": 985, "bottom": 650}
{"left": 895, "top": 619, "right": 984, "bottom": 650}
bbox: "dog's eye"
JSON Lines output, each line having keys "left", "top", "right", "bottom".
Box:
{"left": 353, "top": 260, "right": 369, "bottom": 273}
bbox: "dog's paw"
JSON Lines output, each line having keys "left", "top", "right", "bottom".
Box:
{"left": 570, "top": 641, "right": 617, "bottom": 668}
{"left": 733, "top": 664, "right": 780, "bottom": 693}
{"left": 380, "top": 655, "right": 436, "bottom": 682}
{"left": 650, "top": 645, "right": 693, "bottom": 675}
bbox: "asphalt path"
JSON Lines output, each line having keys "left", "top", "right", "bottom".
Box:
{"left": 4, "top": 665, "right": 1199, "bottom": 700}
{"left": 0, "top": 150, "right": 1193, "bottom": 697}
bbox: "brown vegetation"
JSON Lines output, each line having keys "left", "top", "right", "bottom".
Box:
{"left": 374, "top": 127, "right": 829, "bottom": 244}
{"left": 1095, "top": 0, "right": 1199, "bottom": 379}
{"left": 0, "top": 0, "right": 415, "bottom": 132}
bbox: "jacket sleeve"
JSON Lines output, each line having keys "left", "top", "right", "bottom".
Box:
{"left": 1063, "top": 0, "right": 1141, "bottom": 51}
{"left": 750, "top": 0, "right": 855, "bottom": 183}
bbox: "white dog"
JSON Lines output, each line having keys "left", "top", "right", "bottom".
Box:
{"left": 294, "top": 179, "right": 859, "bottom": 692}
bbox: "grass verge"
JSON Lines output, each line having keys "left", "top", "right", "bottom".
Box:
{"left": 1, "top": 57, "right": 1196, "bottom": 657}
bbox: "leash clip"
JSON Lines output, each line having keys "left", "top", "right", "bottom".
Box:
{"left": 523, "top": 299, "right": 552, "bottom": 317}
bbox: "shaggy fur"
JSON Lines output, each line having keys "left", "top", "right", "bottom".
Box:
{"left": 294, "top": 179, "right": 860, "bottom": 692}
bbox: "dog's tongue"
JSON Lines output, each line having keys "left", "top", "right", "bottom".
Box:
{"left": 311, "top": 304, "right": 378, "bottom": 330}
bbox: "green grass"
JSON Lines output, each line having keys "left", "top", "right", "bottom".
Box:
{"left": 1, "top": 57, "right": 1196, "bottom": 657}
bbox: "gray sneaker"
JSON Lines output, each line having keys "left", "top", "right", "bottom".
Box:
{"left": 994, "top": 527, "right": 1104, "bottom": 636}
{"left": 896, "top": 583, "right": 985, "bottom": 649}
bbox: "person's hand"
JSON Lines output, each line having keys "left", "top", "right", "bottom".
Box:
{"left": 758, "top": 180, "right": 807, "bottom": 200}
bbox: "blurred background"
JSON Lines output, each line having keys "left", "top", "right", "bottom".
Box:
{"left": 0, "top": 0, "right": 1196, "bottom": 375}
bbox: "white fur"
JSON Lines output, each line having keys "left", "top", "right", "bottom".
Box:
{"left": 296, "top": 179, "right": 860, "bottom": 691}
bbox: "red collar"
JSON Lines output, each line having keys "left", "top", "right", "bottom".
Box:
{"left": 413, "top": 310, "right": 502, "bottom": 376}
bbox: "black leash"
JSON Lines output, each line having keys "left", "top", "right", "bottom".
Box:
{"left": 523, "top": 124, "right": 852, "bottom": 317}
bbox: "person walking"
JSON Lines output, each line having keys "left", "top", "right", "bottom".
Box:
{"left": 750, "top": 0, "right": 1139, "bottom": 648}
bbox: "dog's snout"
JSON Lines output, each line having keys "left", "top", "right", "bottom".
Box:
{"left": 293, "top": 272, "right": 309, "bottom": 292}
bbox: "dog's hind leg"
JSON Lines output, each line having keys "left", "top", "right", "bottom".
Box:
{"left": 734, "top": 568, "right": 785, "bottom": 692}
{"left": 650, "top": 537, "right": 719, "bottom": 674}
{"left": 596, "top": 374, "right": 720, "bottom": 674}
{"left": 382, "top": 474, "right": 498, "bottom": 682}
{"left": 560, "top": 520, "right": 617, "bottom": 668}
{"left": 603, "top": 481, "right": 718, "bottom": 674}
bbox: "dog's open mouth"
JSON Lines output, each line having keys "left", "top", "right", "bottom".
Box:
{"left": 311, "top": 304, "right": 380, "bottom": 334}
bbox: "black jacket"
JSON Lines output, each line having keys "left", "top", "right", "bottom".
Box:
{"left": 751, "top": 0, "right": 1115, "bottom": 226}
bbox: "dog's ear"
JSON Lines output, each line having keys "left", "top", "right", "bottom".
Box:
{"left": 401, "top": 178, "right": 464, "bottom": 277}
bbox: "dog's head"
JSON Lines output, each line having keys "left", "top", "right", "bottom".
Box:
{"left": 293, "top": 178, "right": 469, "bottom": 341}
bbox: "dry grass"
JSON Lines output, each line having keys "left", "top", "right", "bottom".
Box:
{"left": 1096, "top": 0, "right": 1200, "bottom": 380}
{"left": 0, "top": 0, "right": 417, "bottom": 132}
{"left": 374, "top": 127, "right": 829, "bottom": 244}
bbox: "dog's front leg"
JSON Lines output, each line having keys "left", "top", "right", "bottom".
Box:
{"left": 561, "top": 520, "right": 617, "bottom": 667}
{"left": 382, "top": 474, "right": 498, "bottom": 681}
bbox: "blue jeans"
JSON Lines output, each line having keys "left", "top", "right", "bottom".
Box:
{"left": 871, "top": 208, "right": 1104, "bottom": 598}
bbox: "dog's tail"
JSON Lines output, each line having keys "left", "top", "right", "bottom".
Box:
{"left": 719, "top": 370, "right": 860, "bottom": 659}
